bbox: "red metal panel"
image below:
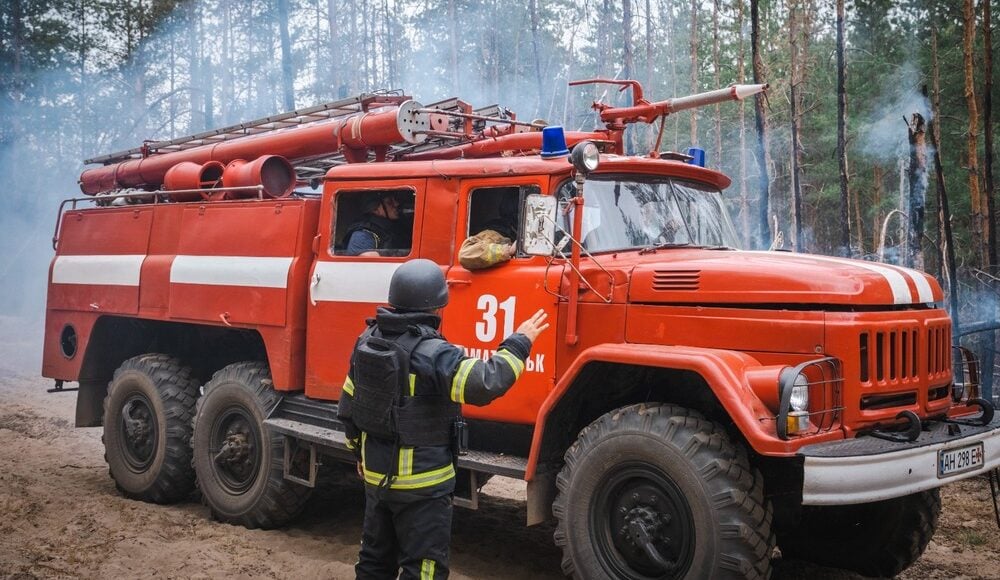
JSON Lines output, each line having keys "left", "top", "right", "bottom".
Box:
{"left": 168, "top": 202, "right": 306, "bottom": 326}
{"left": 625, "top": 305, "right": 825, "bottom": 354}
{"left": 48, "top": 207, "right": 153, "bottom": 315}
{"left": 57, "top": 206, "right": 154, "bottom": 254}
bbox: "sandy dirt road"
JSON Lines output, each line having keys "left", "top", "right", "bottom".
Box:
{"left": 0, "top": 321, "right": 998, "bottom": 579}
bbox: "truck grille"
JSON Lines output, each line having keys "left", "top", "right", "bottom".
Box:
{"left": 858, "top": 322, "right": 950, "bottom": 384}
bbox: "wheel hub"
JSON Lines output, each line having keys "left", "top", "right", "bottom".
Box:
{"left": 210, "top": 406, "right": 262, "bottom": 494}
{"left": 623, "top": 506, "right": 668, "bottom": 547}
{"left": 119, "top": 396, "right": 158, "bottom": 471}
{"left": 593, "top": 465, "right": 695, "bottom": 579}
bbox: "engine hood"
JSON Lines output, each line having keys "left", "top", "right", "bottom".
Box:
{"left": 627, "top": 249, "right": 942, "bottom": 307}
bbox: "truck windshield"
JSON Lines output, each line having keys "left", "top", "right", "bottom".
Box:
{"left": 559, "top": 175, "right": 741, "bottom": 253}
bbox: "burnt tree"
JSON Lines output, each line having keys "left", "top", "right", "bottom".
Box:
{"left": 905, "top": 112, "right": 927, "bottom": 270}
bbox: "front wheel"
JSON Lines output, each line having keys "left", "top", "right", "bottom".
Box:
{"left": 553, "top": 404, "right": 773, "bottom": 580}
{"left": 192, "top": 361, "right": 311, "bottom": 528}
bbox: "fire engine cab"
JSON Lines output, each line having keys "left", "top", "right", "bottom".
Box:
{"left": 43, "top": 82, "right": 1000, "bottom": 579}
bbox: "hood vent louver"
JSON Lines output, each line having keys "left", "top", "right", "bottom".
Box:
{"left": 652, "top": 269, "right": 701, "bottom": 291}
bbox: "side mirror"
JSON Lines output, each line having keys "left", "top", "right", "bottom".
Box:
{"left": 521, "top": 194, "right": 558, "bottom": 256}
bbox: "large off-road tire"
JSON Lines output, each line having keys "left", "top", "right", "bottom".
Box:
{"left": 777, "top": 489, "right": 941, "bottom": 577}
{"left": 192, "top": 361, "right": 311, "bottom": 529}
{"left": 102, "top": 353, "right": 199, "bottom": 503}
{"left": 553, "top": 403, "right": 774, "bottom": 580}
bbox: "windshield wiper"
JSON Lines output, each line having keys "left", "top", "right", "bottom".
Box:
{"left": 638, "top": 243, "right": 736, "bottom": 254}
{"left": 638, "top": 242, "right": 693, "bottom": 255}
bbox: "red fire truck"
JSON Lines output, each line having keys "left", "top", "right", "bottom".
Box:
{"left": 43, "top": 82, "right": 999, "bottom": 579}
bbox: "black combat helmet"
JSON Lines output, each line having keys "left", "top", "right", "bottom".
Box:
{"left": 388, "top": 259, "right": 449, "bottom": 311}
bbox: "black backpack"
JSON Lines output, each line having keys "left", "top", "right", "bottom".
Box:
{"left": 350, "top": 329, "right": 424, "bottom": 441}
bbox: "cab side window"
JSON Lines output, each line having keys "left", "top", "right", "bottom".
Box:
{"left": 332, "top": 189, "right": 415, "bottom": 257}
{"left": 467, "top": 186, "right": 536, "bottom": 242}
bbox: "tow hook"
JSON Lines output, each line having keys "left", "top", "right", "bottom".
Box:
{"left": 625, "top": 508, "right": 677, "bottom": 572}
{"left": 870, "top": 410, "right": 922, "bottom": 443}
{"left": 941, "top": 398, "right": 996, "bottom": 428}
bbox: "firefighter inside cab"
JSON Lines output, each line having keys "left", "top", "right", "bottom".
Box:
{"left": 343, "top": 191, "right": 411, "bottom": 256}
{"left": 337, "top": 259, "right": 549, "bottom": 579}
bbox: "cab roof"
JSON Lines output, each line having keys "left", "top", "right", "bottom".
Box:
{"left": 324, "top": 154, "right": 732, "bottom": 190}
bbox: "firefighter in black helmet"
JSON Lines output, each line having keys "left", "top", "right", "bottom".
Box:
{"left": 337, "top": 258, "right": 548, "bottom": 579}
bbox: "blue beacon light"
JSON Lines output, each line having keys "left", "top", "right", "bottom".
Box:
{"left": 540, "top": 126, "right": 570, "bottom": 158}
{"left": 685, "top": 146, "right": 706, "bottom": 167}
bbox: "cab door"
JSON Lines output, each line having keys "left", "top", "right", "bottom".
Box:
{"left": 441, "top": 179, "right": 558, "bottom": 425}
{"left": 304, "top": 179, "right": 426, "bottom": 400}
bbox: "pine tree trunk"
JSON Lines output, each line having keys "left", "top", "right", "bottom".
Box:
{"left": 327, "top": 0, "right": 340, "bottom": 97}
{"left": 448, "top": 0, "right": 458, "bottom": 95}
{"left": 623, "top": 0, "right": 635, "bottom": 153}
{"left": 689, "top": 0, "right": 699, "bottom": 144}
{"left": 737, "top": 0, "right": 749, "bottom": 248}
{"left": 712, "top": 0, "right": 722, "bottom": 167}
{"left": 664, "top": 0, "right": 679, "bottom": 149}
{"left": 964, "top": 0, "right": 985, "bottom": 267}
{"left": 645, "top": 0, "right": 653, "bottom": 90}
{"left": 277, "top": 0, "right": 295, "bottom": 111}
{"left": 872, "top": 166, "right": 883, "bottom": 252}
{"left": 836, "top": 0, "right": 850, "bottom": 256}
{"left": 933, "top": 29, "right": 960, "bottom": 327}
{"left": 645, "top": 0, "right": 655, "bottom": 151}
{"left": 789, "top": 0, "right": 804, "bottom": 251}
{"left": 347, "top": 0, "right": 358, "bottom": 93}
{"left": 199, "top": 8, "right": 213, "bottom": 128}
{"left": 222, "top": 0, "right": 234, "bottom": 120}
{"left": 751, "top": 0, "right": 770, "bottom": 249}
{"left": 985, "top": 0, "right": 996, "bottom": 266}
{"left": 529, "top": 0, "right": 544, "bottom": 118}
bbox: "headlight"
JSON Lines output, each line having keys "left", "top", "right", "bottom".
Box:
{"left": 789, "top": 373, "right": 810, "bottom": 412}
{"left": 571, "top": 141, "right": 600, "bottom": 173}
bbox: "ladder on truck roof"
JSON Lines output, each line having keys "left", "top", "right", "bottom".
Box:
{"left": 84, "top": 90, "right": 524, "bottom": 183}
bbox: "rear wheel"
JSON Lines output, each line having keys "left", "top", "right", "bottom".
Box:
{"left": 192, "top": 361, "right": 311, "bottom": 528}
{"left": 553, "top": 403, "right": 773, "bottom": 580}
{"left": 102, "top": 354, "right": 199, "bottom": 503}
{"left": 777, "top": 489, "right": 941, "bottom": 577}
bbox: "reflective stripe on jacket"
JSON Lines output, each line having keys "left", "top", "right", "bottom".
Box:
{"left": 337, "top": 307, "right": 532, "bottom": 497}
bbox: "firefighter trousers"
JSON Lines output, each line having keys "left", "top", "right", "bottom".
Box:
{"left": 355, "top": 486, "right": 452, "bottom": 580}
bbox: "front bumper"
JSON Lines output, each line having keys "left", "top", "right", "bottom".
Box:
{"left": 799, "top": 415, "right": 1000, "bottom": 505}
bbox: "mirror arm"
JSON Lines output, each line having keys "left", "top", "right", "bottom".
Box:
{"left": 565, "top": 184, "right": 585, "bottom": 346}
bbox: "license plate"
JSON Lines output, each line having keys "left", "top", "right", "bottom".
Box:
{"left": 937, "top": 442, "right": 985, "bottom": 478}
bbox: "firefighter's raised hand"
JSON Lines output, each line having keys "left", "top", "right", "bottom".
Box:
{"left": 515, "top": 309, "right": 550, "bottom": 343}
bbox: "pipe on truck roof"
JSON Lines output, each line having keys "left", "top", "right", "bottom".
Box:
{"left": 78, "top": 101, "right": 429, "bottom": 195}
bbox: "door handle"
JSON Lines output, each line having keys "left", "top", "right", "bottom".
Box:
{"left": 446, "top": 279, "right": 471, "bottom": 286}
{"left": 310, "top": 272, "right": 321, "bottom": 306}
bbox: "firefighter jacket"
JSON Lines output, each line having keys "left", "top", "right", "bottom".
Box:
{"left": 344, "top": 214, "right": 405, "bottom": 256}
{"left": 458, "top": 229, "right": 513, "bottom": 270}
{"left": 337, "top": 307, "right": 532, "bottom": 499}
